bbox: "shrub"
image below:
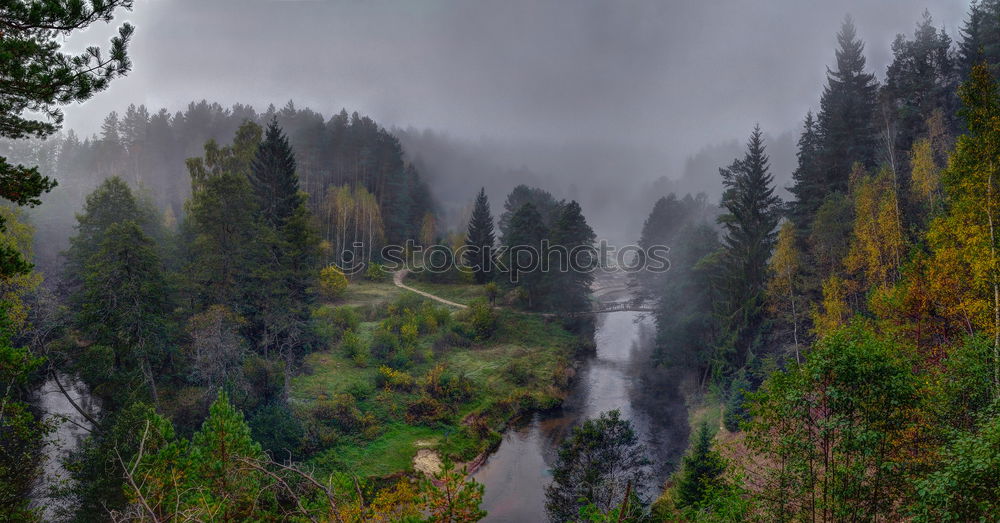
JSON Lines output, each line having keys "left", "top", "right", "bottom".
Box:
{"left": 370, "top": 328, "right": 401, "bottom": 364}
{"left": 460, "top": 299, "right": 498, "bottom": 341}
{"left": 318, "top": 265, "right": 349, "bottom": 299}
{"left": 377, "top": 365, "right": 416, "bottom": 391}
{"left": 341, "top": 330, "right": 367, "bottom": 366}
{"left": 422, "top": 364, "right": 474, "bottom": 403}
{"left": 312, "top": 305, "right": 361, "bottom": 344}
{"left": 405, "top": 395, "right": 450, "bottom": 424}
{"left": 365, "top": 262, "right": 387, "bottom": 282}
{"left": 311, "top": 394, "right": 365, "bottom": 433}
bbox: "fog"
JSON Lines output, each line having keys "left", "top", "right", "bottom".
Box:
{"left": 60, "top": 0, "right": 968, "bottom": 241}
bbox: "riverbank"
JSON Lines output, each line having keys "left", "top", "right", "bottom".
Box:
{"left": 290, "top": 279, "right": 588, "bottom": 481}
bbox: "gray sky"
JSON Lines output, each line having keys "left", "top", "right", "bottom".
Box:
{"left": 63, "top": 0, "right": 969, "bottom": 170}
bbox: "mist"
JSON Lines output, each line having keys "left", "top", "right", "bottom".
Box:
{"left": 58, "top": 0, "right": 967, "bottom": 240}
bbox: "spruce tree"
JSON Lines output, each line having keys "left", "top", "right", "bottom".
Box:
{"left": 674, "top": 423, "right": 727, "bottom": 509}
{"left": 788, "top": 112, "right": 825, "bottom": 228}
{"left": 550, "top": 200, "right": 597, "bottom": 312}
{"left": 716, "top": 126, "right": 782, "bottom": 375}
{"left": 250, "top": 119, "right": 300, "bottom": 227}
{"left": 464, "top": 187, "right": 496, "bottom": 284}
{"left": 502, "top": 202, "right": 549, "bottom": 309}
{"left": 959, "top": 0, "right": 1000, "bottom": 79}
{"left": 816, "top": 16, "right": 879, "bottom": 195}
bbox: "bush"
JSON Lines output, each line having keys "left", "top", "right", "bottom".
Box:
{"left": 461, "top": 299, "right": 498, "bottom": 341}
{"left": 370, "top": 328, "right": 401, "bottom": 364}
{"left": 365, "top": 262, "right": 387, "bottom": 282}
{"left": 377, "top": 365, "right": 416, "bottom": 391}
{"left": 405, "top": 395, "right": 450, "bottom": 424}
{"left": 311, "top": 393, "right": 366, "bottom": 433}
{"left": 422, "top": 364, "right": 474, "bottom": 403}
{"left": 341, "top": 330, "right": 367, "bottom": 366}
{"left": 312, "top": 305, "right": 361, "bottom": 344}
{"left": 249, "top": 402, "right": 305, "bottom": 459}
{"left": 318, "top": 265, "right": 349, "bottom": 299}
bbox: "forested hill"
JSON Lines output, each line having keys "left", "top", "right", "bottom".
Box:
{"left": 0, "top": 101, "right": 432, "bottom": 271}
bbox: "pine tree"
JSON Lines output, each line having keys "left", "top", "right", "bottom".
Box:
{"left": 250, "top": 119, "right": 300, "bottom": 227}
{"left": 545, "top": 410, "right": 650, "bottom": 522}
{"left": 788, "top": 112, "right": 825, "bottom": 228}
{"left": 502, "top": 202, "right": 549, "bottom": 309}
{"left": 958, "top": 0, "right": 1000, "bottom": 79}
{"left": 0, "top": 0, "right": 133, "bottom": 281}
{"left": 76, "top": 221, "right": 170, "bottom": 406}
{"left": 464, "top": 187, "right": 496, "bottom": 284}
{"left": 498, "top": 185, "right": 563, "bottom": 242}
{"left": 674, "top": 423, "right": 727, "bottom": 509}
{"left": 883, "top": 11, "right": 958, "bottom": 156}
{"left": 185, "top": 121, "right": 264, "bottom": 314}
{"left": 550, "top": 200, "right": 597, "bottom": 312}
{"left": 816, "top": 16, "right": 879, "bottom": 195}
{"left": 715, "top": 126, "right": 782, "bottom": 375}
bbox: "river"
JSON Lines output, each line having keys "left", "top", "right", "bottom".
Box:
{"left": 30, "top": 374, "right": 99, "bottom": 520}
{"left": 472, "top": 307, "right": 690, "bottom": 522}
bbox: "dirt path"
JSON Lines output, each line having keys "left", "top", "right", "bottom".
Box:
{"left": 392, "top": 270, "right": 469, "bottom": 309}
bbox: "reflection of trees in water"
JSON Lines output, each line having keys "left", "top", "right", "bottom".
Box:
{"left": 628, "top": 317, "right": 692, "bottom": 485}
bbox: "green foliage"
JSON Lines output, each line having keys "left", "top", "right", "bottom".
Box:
{"left": 464, "top": 187, "right": 497, "bottom": 284}
{"left": 911, "top": 403, "right": 1000, "bottom": 522}
{"left": 545, "top": 410, "right": 651, "bottom": 522}
{"left": 714, "top": 126, "right": 782, "bottom": 377}
{"left": 419, "top": 459, "right": 487, "bottom": 522}
{"left": 722, "top": 372, "right": 750, "bottom": 432}
{"left": 318, "top": 265, "right": 349, "bottom": 300}
{"left": 745, "top": 324, "right": 923, "bottom": 521}
{"left": 249, "top": 402, "right": 305, "bottom": 460}
{"left": 366, "top": 262, "right": 388, "bottom": 282}
{"left": 0, "top": 0, "right": 134, "bottom": 278}
{"left": 311, "top": 304, "right": 360, "bottom": 345}
{"left": 460, "top": 299, "right": 499, "bottom": 341}
{"left": 0, "top": 307, "right": 51, "bottom": 520}
{"left": 674, "top": 423, "right": 728, "bottom": 509}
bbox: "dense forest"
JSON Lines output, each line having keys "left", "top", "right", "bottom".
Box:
{"left": 4, "top": 1, "right": 1000, "bottom": 522}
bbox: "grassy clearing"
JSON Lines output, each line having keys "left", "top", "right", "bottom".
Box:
{"left": 404, "top": 280, "right": 485, "bottom": 306}
{"left": 337, "top": 280, "right": 402, "bottom": 308}
{"left": 293, "top": 285, "right": 583, "bottom": 479}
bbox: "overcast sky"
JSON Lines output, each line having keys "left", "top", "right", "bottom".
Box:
{"left": 63, "top": 0, "right": 970, "bottom": 168}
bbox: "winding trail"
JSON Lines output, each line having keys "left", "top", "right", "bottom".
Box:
{"left": 392, "top": 269, "right": 469, "bottom": 309}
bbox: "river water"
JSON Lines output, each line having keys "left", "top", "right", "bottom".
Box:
{"left": 472, "top": 309, "right": 689, "bottom": 522}
{"left": 30, "top": 374, "right": 98, "bottom": 520}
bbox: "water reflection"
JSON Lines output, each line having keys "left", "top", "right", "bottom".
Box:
{"left": 473, "top": 311, "right": 688, "bottom": 522}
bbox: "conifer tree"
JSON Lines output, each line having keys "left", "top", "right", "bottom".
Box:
{"left": 464, "top": 187, "right": 496, "bottom": 284}
{"left": 816, "top": 16, "right": 879, "bottom": 195}
{"left": 715, "top": 126, "right": 782, "bottom": 375}
{"left": 788, "top": 112, "right": 825, "bottom": 228}
{"left": 185, "top": 121, "right": 264, "bottom": 314}
{"left": 674, "top": 423, "right": 727, "bottom": 510}
{"left": 250, "top": 119, "right": 300, "bottom": 227}
{"left": 502, "top": 202, "right": 549, "bottom": 309}
{"left": 0, "top": 0, "right": 134, "bottom": 279}
{"left": 550, "top": 200, "right": 597, "bottom": 312}
{"left": 76, "top": 221, "right": 170, "bottom": 406}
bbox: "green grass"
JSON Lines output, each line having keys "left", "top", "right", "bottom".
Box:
{"left": 312, "top": 423, "right": 445, "bottom": 477}
{"left": 337, "top": 280, "right": 402, "bottom": 308}
{"left": 293, "top": 281, "right": 583, "bottom": 479}
{"left": 291, "top": 350, "right": 377, "bottom": 403}
{"left": 404, "top": 280, "right": 485, "bottom": 306}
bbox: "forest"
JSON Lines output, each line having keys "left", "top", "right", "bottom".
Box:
{"left": 2, "top": 1, "right": 1000, "bottom": 522}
